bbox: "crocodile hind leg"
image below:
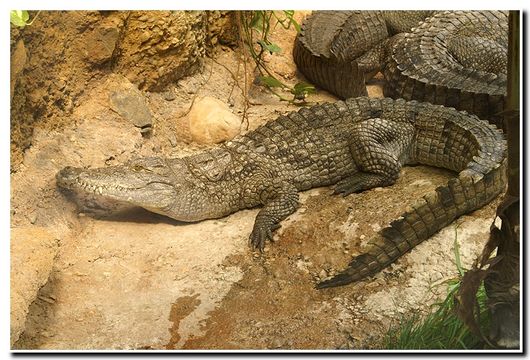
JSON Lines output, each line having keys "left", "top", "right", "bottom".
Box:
{"left": 334, "top": 118, "right": 415, "bottom": 196}
{"left": 248, "top": 179, "right": 300, "bottom": 251}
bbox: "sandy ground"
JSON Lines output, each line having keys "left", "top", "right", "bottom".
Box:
{"left": 10, "top": 11, "right": 501, "bottom": 350}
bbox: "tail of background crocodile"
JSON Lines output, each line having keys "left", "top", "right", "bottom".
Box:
{"left": 293, "top": 38, "right": 367, "bottom": 100}
{"left": 293, "top": 11, "right": 388, "bottom": 99}
{"left": 317, "top": 99, "right": 506, "bottom": 289}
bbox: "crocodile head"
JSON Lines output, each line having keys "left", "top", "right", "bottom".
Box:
{"left": 56, "top": 156, "right": 215, "bottom": 221}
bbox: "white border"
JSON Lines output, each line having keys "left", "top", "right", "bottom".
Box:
{"left": 2, "top": 1, "right": 526, "bottom": 355}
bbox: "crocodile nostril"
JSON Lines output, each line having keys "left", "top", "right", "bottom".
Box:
{"left": 56, "top": 166, "right": 82, "bottom": 187}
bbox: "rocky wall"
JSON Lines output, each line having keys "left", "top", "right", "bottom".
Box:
{"left": 10, "top": 10, "right": 236, "bottom": 170}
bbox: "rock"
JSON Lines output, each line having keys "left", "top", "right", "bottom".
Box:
{"left": 187, "top": 96, "right": 241, "bottom": 144}
{"left": 163, "top": 89, "right": 177, "bottom": 101}
{"left": 271, "top": 338, "right": 284, "bottom": 349}
{"left": 27, "top": 211, "right": 38, "bottom": 224}
{"left": 319, "top": 269, "right": 328, "bottom": 279}
{"left": 84, "top": 25, "right": 120, "bottom": 64}
{"left": 10, "top": 39, "right": 27, "bottom": 99}
{"left": 11, "top": 226, "right": 59, "bottom": 347}
{"left": 115, "top": 11, "right": 207, "bottom": 91}
{"left": 109, "top": 85, "right": 153, "bottom": 134}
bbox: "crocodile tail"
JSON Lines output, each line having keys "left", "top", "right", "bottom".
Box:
{"left": 317, "top": 166, "right": 506, "bottom": 289}
{"left": 293, "top": 11, "right": 390, "bottom": 99}
{"left": 317, "top": 108, "right": 506, "bottom": 289}
{"left": 356, "top": 34, "right": 407, "bottom": 78}
{"left": 293, "top": 32, "right": 367, "bottom": 100}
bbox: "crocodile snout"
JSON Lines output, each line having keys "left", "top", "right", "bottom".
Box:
{"left": 56, "top": 166, "right": 82, "bottom": 189}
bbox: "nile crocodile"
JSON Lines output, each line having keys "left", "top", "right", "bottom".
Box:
{"left": 293, "top": 11, "right": 434, "bottom": 99}
{"left": 294, "top": 11, "right": 508, "bottom": 122}
{"left": 56, "top": 97, "right": 506, "bottom": 288}
{"left": 383, "top": 11, "right": 508, "bottom": 122}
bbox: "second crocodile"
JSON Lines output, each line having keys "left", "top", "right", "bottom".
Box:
{"left": 294, "top": 11, "right": 508, "bottom": 123}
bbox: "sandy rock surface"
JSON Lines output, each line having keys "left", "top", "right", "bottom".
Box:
{"left": 10, "top": 10, "right": 235, "bottom": 170}
{"left": 10, "top": 227, "right": 59, "bottom": 347}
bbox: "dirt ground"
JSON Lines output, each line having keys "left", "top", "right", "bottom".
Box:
{"left": 10, "top": 11, "right": 501, "bottom": 350}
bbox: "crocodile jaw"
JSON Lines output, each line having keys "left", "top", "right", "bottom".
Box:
{"left": 56, "top": 166, "right": 177, "bottom": 211}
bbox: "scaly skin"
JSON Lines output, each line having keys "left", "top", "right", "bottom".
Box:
{"left": 293, "top": 11, "right": 384, "bottom": 99}
{"left": 57, "top": 97, "right": 506, "bottom": 288}
{"left": 295, "top": 11, "right": 508, "bottom": 123}
{"left": 293, "top": 11, "right": 435, "bottom": 99}
{"left": 383, "top": 11, "right": 508, "bottom": 123}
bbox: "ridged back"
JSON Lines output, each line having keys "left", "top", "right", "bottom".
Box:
{"left": 316, "top": 97, "right": 506, "bottom": 288}
{"left": 382, "top": 10, "right": 436, "bottom": 34}
{"left": 383, "top": 11, "right": 508, "bottom": 123}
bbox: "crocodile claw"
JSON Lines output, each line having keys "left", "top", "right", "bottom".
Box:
{"left": 333, "top": 177, "right": 365, "bottom": 196}
{"left": 249, "top": 223, "right": 281, "bottom": 251}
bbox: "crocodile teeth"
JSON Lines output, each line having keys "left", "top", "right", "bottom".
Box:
{"left": 98, "top": 186, "right": 103, "bottom": 195}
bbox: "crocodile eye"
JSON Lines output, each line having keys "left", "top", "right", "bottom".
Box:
{"left": 133, "top": 164, "right": 144, "bottom": 172}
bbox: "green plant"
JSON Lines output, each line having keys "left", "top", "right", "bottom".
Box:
{"left": 381, "top": 225, "right": 491, "bottom": 349}
{"left": 10, "top": 10, "right": 40, "bottom": 28}
{"left": 239, "top": 11, "right": 315, "bottom": 103}
{"left": 382, "top": 281, "right": 489, "bottom": 349}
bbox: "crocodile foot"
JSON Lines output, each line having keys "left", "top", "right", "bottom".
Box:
{"left": 333, "top": 173, "right": 390, "bottom": 196}
{"left": 249, "top": 223, "right": 281, "bottom": 251}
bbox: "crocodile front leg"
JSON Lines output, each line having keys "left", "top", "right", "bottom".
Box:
{"left": 248, "top": 180, "right": 299, "bottom": 251}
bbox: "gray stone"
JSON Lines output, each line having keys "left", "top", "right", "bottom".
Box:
{"left": 109, "top": 87, "right": 153, "bottom": 134}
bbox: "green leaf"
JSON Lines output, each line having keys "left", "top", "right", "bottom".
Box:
{"left": 453, "top": 225, "right": 465, "bottom": 277}
{"left": 292, "top": 82, "right": 316, "bottom": 95}
{"left": 249, "top": 12, "right": 264, "bottom": 33}
{"left": 10, "top": 10, "right": 29, "bottom": 27}
{"left": 257, "top": 40, "right": 281, "bottom": 54}
{"left": 279, "top": 10, "right": 300, "bottom": 32}
{"left": 258, "top": 76, "right": 284, "bottom": 88}
{"left": 291, "top": 82, "right": 316, "bottom": 100}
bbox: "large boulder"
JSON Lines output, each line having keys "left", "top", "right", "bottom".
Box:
{"left": 187, "top": 96, "right": 242, "bottom": 144}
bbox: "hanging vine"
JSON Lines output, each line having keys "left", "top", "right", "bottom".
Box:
{"left": 238, "top": 11, "right": 315, "bottom": 103}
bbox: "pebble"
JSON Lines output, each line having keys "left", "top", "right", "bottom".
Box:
{"left": 108, "top": 87, "right": 153, "bottom": 131}
{"left": 163, "top": 89, "right": 176, "bottom": 101}
{"left": 28, "top": 212, "right": 38, "bottom": 224}
{"left": 319, "top": 269, "right": 328, "bottom": 279}
{"left": 271, "top": 339, "right": 284, "bottom": 349}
